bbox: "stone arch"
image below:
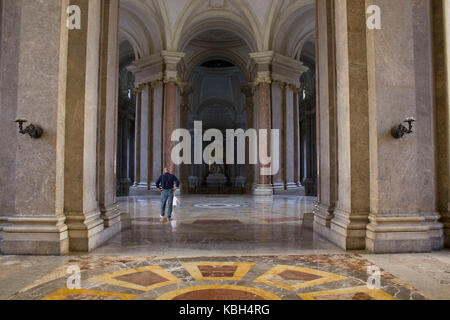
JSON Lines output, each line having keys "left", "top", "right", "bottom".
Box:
{"left": 271, "top": 2, "right": 315, "bottom": 60}
{"left": 176, "top": 15, "right": 259, "bottom": 53}
{"left": 120, "top": 0, "right": 164, "bottom": 57}
{"left": 198, "top": 97, "right": 238, "bottom": 115}
{"left": 196, "top": 98, "right": 237, "bottom": 130}
{"left": 183, "top": 49, "right": 250, "bottom": 81}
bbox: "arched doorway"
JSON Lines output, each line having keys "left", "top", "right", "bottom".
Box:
{"left": 184, "top": 58, "right": 249, "bottom": 194}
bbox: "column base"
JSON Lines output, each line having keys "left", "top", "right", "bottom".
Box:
{"left": 273, "top": 182, "right": 306, "bottom": 195}
{"left": 252, "top": 184, "right": 274, "bottom": 197}
{"left": 0, "top": 216, "right": 9, "bottom": 241}
{"left": 425, "top": 213, "right": 444, "bottom": 250}
{"left": 313, "top": 203, "right": 334, "bottom": 229}
{"left": 1, "top": 216, "right": 69, "bottom": 255}
{"left": 329, "top": 208, "right": 369, "bottom": 250}
{"left": 66, "top": 210, "right": 106, "bottom": 252}
{"left": 440, "top": 211, "right": 450, "bottom": 248}
{"left": 118, "top": 178, "right": 133, "bottom": 196}
{"left": 366, "top": 213, "right": 444, "bottom": 253}
{"left": 101, "top": 204, "right": 122, "bottom": 228}
{"left": 121, "top": 211, "right": 132, "bottom": 230}
{"left": 272, "top": 182, "right": 285, "bottom": 191}
{"left": 286, "top": 181, "right": 300, "bottom": 189}
{"left": 129, "top": 183, "right": 153, "bottom": 196}
{"left": 303, "top": 212, "right": 314, "bottom": 229}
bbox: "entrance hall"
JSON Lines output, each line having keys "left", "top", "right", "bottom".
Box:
{"left": 95, "top": 195, "right": 337, "bottom": 256}
{"left": 1, "top": 0, "right": 450, "bottom": 302}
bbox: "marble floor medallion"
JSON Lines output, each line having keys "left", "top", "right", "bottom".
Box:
{"left": 193, "top": 203, "right": 243, "bottom": 209}
{"left": 6, "top": 255, "right": 427, "bottom": 300}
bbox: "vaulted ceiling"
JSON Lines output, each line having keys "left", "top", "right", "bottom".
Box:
{"left": 119, "top": 0, "right": 315, "bottom": 75}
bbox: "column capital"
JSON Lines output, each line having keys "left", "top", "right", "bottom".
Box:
{"left": 250, "top": 51, "right": 274, "bottom": 85}
{"left": 249, "top": 51, "right": 275, "bottom": 65}
{"left": 250, "top": 51, "right": 307, "bottom": 87}
{"left": 128, "top": 53, "right": 164, "bottom": 85}
{"left": 161, "top": 50, "right": 186, "bottom": 65}
{"left": 161, "top": 50, "right": 186, "bottom": 83}
{"left": 180, "top": 82, "right": 193, "bottom": 110}
{"left": 272, "top": 80, "right": 287, "bottom": 89}
{"left": 179, "top": 82, "right": 193, "bottom": 96}
{"left": 272, "top": 53, "right": 307, "bottom": 88}
{"left": 150, "top": 79, "right": 163, "bottom": 88}
{"left": 132, "top": 83, "right": 146, "bottom": 94}
{"left": 241, "top": 82, "right": 255, "bottom": 97}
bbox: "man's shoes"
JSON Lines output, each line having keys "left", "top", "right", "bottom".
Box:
{"left": 168, "top": 217, "right": 173, "bottom": 222}
{"left": 160, "top": 216, "right": 165, "bottom": 223}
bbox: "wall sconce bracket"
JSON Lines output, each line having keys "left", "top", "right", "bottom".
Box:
{"left": 391, "top": 117, "right": 415, "bottom": 139}
{"left": 15, "top": 119, "right": 43, "bottom": 139}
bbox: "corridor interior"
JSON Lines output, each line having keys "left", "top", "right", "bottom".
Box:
{"left": 96, "top": 194, "right": 337, "bottom": 256}
{"left": 1, "top": 194, "right": 449, "bottom": 301}
{"left": 1, "top": 0, "right": 450, "bottom": 301}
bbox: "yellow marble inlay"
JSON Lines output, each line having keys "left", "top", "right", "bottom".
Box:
{"left": 298, "top": 286, "right": 396, "bottom": 300}
{"left": 254, "top": 265, "right": 347, "bottom": 290}
{"left": 156, "top": 284, "right": 281, "bottom": 300}
{"left": 89, "top": 266, "right": 181, "bottom": 292}
{"left": 42, "top": 288, "right": 137, "bottom": 300}
{"left": 182, "top": 262, "right": 255, "bottom": 280}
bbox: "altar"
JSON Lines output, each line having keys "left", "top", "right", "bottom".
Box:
{"left": 206, "top": 163, "right": 227, "bottom": 188}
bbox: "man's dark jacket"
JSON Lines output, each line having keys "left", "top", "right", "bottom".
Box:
{"left": 156, "top": 173, "right": 180, "bottom": 190}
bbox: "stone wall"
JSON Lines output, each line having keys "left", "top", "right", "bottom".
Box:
{"left": 315, "top": 0, "right": 446, "bottom": 253}
{"left": 0, "top": 0, "right": 126, "bottom": 255}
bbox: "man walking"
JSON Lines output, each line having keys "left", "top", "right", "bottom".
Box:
{"left": 156, "top": 167, "right": 180, "bottom": 222}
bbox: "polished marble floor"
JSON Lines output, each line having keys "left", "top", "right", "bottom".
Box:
{"left": 93, "top": 195, "right": 341, "bottom": 256}
{"left": 1, "top": 195, "right": 449, "bottom": 300}
{"left": 2, "top": 255, "right": 429, "bottom": 300}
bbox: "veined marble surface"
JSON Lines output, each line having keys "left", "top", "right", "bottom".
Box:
{"left": 93, "top": 195, "right": 340, "bottom": 256}
{"left": 0, "top": 195, "right": 449, "bottom": 300}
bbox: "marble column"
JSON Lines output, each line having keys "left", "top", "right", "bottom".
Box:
{"left": 63, "top": 0, "right": 107, "bottom": 252}
{"left": 130, "top": 81, "right": 153, "bottom": 195}
{"left": 271, "top": 54, "right": 307, "bottom": 194}
{"left": 271, "top": 81, "right": 286, "bottom": 191}
{"left": 129, "top": 85, "right": 143, "bottom": 194}
{"left": 242, "top": 83, "right": 255, "bottom": 193}
{"left": 365, "top": 0, "right": 442, "bottom": 252}
{"left": 314, "top": 0, "right": 339, "bottom": 242}
{"left": 329, "top": 0, "right": 370, "bottom": 250}
{"left": 151, "top": 80, "right": 164, "bottom": 189}
{"left": 162, "top": 51, "right": 186, "bottom": 175}
{"left": 1, "top": 0, "right": 70, "bottom": 255}
{"left": 140, "top": 84, "right": 150, "bottom": 189}
{"left": 179, "top": 82, "right": 193, "bottom": 193}
{"left": 127, "top": 53, "right": 169, "bottom": 192}
{"left": 0, "top": 0, "right": 19, "bottom": 240}
{"left": 117, "top": 105, "right": 134, "bottom": 195}
{"left": 250, "top": 52, "right": 274, "bottom": 196}
{"left": 257, "top": 81, "right": 273, "bottom": 191}
{"left": 97, "top": 0, "right": 126, "bottom": 231}
{"left": 302, "top": 107, "right": 317, "bottom": 196}
{"left": 433, "top": 0, "right": 450, "bottom": 248}
{"left": 285, "top": 85, "right": 298, "bottom": 190}
{"left": 163, "top": 81, "right": 178, "bottom": 174}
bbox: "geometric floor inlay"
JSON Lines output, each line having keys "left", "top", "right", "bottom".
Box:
{"left": 156, "top": 285, "right": 281, "bottom": 300}
{"left": 255, "top": 265, "right": 348, "bottom": 290}
{"left": 89, "top": 266, "right": 181, "bottom": 291}
{"left": 263, "top": 217, "right": 303, "bottom": 223}
{"left": 42, "top": 288, "right": 137, "bottom": 300}
{"left": 298, "top": 286, "right": 396, "bottom": 300}
{"left": 183, "top": 262, "right": 255, "bottom": 281}
{"left": 3, "top": 255, "right": 426, "bottom": 300}
{"left": 193, "top": 203, "right": 242, "bottom": 209}
{"left": 192, "top": 219, "right": 243, "bottom": 225}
